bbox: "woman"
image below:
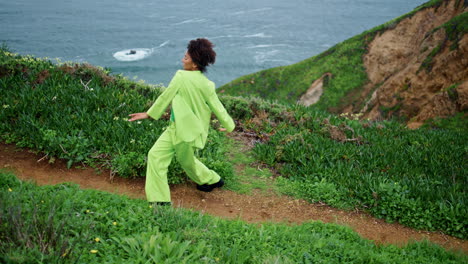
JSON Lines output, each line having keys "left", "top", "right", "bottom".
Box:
{"left": 129, "top": 38, "right": 235, "bottom": 206}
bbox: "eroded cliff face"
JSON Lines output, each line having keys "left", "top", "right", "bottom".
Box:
{"left": 346, "top": 0, "right": 467, "bottom": 128}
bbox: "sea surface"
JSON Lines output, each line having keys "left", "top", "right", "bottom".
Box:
{"left": 1, "top": 0, "right": 427, "bottom": 87}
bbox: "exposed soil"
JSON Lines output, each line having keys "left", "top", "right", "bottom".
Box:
{"left": 299, "top": 73, "right": 332, "bottom": 107}
{"left": 1, "top": 141, "right": 467, "bottom": 254}
{"left": 321, "top": 0, "right": 468, "bottom": 128}
{"left": 361, "top": 0, "right": 468, "bottom": 127}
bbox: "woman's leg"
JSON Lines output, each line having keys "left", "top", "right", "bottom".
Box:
{"left": 145, "top": 127, "right": 175, "bottom": 202}
{"left": 174, "top": 143, "right": 221, "bottom": 185}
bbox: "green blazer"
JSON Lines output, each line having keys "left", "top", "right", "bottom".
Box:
{"left": 147, "top": 70, "right": 235, "bottom": 149}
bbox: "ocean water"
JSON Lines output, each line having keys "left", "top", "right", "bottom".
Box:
{"left": 0, "top": 0, "right": 427, "bottom": 87}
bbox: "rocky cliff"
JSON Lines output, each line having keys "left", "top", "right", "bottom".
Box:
{"left": 221, "top": 0, "right": 467, "bottom": 128}
{"left": 340, "top": 0, "right": 467, "bottom": 128}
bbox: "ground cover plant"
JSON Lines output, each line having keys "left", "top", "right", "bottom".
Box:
{"left": 190, "top": 93, "right": 468, "bottom": 239}
{"left": 1, "top": 171, "right": 466, "bottom": 263}
{"left": 247, "top": 104, "right": 467, "bottom": 239}
{"left": 0, "top": 47, "right": 233, "bottom": 184}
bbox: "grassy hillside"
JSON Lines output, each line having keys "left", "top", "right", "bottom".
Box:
{"left": 0, "top": 48, "right": 233, "bottom": 184}
{"left": 0, "top": 47, "right": 466, "bottom": 239}
{"left": 218, "top": 0, "right": 460, "bottom": 112}
{"left": 1, "top": 171, "right": 466, "bottom": 263}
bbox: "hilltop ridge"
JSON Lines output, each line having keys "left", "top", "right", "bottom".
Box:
{"left": 220, "top": 0, "right": 467, "bottom": 128}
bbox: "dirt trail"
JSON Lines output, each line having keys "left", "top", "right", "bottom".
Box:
{"left": 1, "top": 141, "right": 467, "bottom": 254}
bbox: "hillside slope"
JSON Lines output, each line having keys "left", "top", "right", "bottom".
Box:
{"left": 219, "top": 0, "right": 467, "bottom": 127}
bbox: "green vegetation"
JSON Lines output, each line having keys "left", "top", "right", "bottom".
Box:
{"left": 1, "top": 6, "right": 468, "bottom": 259}
{"left": 212, "top": 94, "right": 468, "bottom": 239}
{"left": 440, "top": 8, "right": 468, "bottom": 50}
{"left": 219, "top": 0, "right": 460, "bottom": 111}
{"left": 420, "top": 11, "right": 468, "bottom": 72}
{"left": 1, "top": 42, "right": 467, "bottom": 241}
{"left": 250, "top": 104, "right": 467, "bottom": 239}
{"left": 218, "top": 33, "right": 369, "bottom": 112}
{"left": 0, "top": 48, "right": 233, "bottom": 184}
{"left": 1, "top": 171, "right": 466, "bottom": 263}
{"left": 223, "top": 136, "right": 276, "bottom": 195}
{"left": 421, "top": 112, "right": 468, "bottom": 131}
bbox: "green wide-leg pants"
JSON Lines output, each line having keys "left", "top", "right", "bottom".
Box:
{"left": 145, "top": 123, "right": 221, "bottom": 202}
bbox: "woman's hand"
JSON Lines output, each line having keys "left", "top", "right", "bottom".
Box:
{"left": 128, "top": 112, "right": 149, "bottom": 122}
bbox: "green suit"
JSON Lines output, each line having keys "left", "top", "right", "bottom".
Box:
{"left": 145, "top": 70, "right": 235, "bottom": 202}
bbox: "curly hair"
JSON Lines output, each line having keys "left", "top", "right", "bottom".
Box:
{"left": 187, "top": 38, "right": 216, "bottom": 73}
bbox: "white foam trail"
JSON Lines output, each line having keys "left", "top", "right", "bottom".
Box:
{"left": 243, "top": 33, "right": 272, "bottom": 38}
{"left": 247, "top": 44, "right": 291, "bottom": 49}
{"left": 152, "top": 40, "right": 170, "bottom": 50}
{"left": 232, "top": 7, "right": 273, "bottom": 16}
{"left": 210, "top": 35, "right": 235, "bottom": 39}
{"left": 172, "top": 18, "right": 207, "bottom": 26}
{"left": 254, "top": 50, "right": 280, "bottom": 64}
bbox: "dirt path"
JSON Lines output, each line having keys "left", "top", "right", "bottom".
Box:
{"left": 1, "top": 142, "right": 466, "bottom": 254}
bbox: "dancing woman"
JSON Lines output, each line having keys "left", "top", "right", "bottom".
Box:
{"left": 129, "top": 38, "right": 234, "bottom": 205}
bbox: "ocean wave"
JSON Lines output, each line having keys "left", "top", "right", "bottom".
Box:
{"left": 231, "top": 7, "right": 273, "bottom": 16}
{"left": 172, "top": 18, "right": 207, "bottom": 26}
{"left": 209, "top": 35, "right": 235, "bottom": 39}
{"left": 254, "top": 49, "right": 280, "bottom": 64}
{"left": 246, "top": 44, "right": 291, "bottom": 49}
{"left": 243, "top": 33, "right": 272, "bottom": 38}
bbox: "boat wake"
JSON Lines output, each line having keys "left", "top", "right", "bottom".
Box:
{"left": 113, "top": 40, "right": 170, "bottom": 62}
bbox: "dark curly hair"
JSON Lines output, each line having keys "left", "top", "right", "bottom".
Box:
{"left": 187, "top": 38, "right": 216, "bottom": 73}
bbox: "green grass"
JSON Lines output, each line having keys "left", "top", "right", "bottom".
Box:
{"left": 223, "top": 136, "right": 277, "bottom": 195}
{"left": 251, "top": 110, "right": 467, "bottom": 239}
{"left": 209, "top": 94, "right": 467, "bottom": 238}
{"left": 219, "top": 0, "right": 460, "bottom": 112}
{"left": 1, "top": 171, "right": 466, "bottom": 263}
{"left": 1, "top": 34, "right": 467, "bottom": 244}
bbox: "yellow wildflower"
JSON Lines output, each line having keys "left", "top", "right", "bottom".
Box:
{"left": 94, "top": 237, "right": 100, "bottom": 242}
{"left": 8, "top": 188, "right": 12, "bottom": 192}
{"left": 90, "top": 249, "right": 98, "bottom": 254}
{"left": 113, "top": 221, "right": 117, "bottom": 226}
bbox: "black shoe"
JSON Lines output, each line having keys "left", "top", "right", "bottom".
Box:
{"left": 150, "top": 202, "right": 172, "bottom": 207}
{"left": 197, "top": 179, "right": 225, "bottom": 192}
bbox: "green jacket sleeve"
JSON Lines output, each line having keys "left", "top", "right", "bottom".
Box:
{"left": 146, "top": 71, "right": 181, "bottom": 120}
{"left": 204, "top": 86, "right": 235, "bottom": 132}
